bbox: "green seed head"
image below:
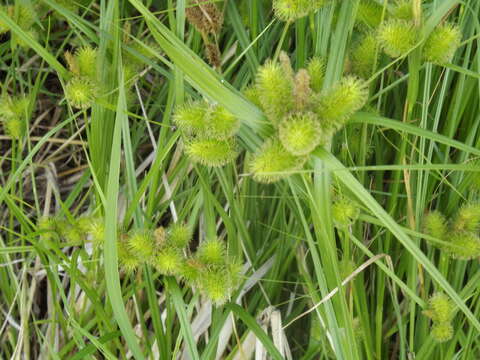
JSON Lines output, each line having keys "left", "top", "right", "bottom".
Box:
{"left": 198, "top": 268, "right": 231, "bottom": 305}
{"left": 174, "top": 101, "right": 209, "bottom": 135}
{"left": 249, "top": 138, "right": 307, "bottom": 183}
{"left": 356, "top": 0, "right": 383, "bottom": 29}
{"left": 155, "top": 247, "right": 184, "bottom": 275}
{"left": 278, "top": 112, "right": 323, "bottom": 155}
{"left": 424, "top": 23, "right": 462, "bottom": 64}
{"left": 445, "top": 231, "right": 480, "bottom": 260}
{"left": 452, "top": 203, "right": 480, "bottom": 233}
{"left": 424, "top": 293, "right": 455, "bottom": 323}
{"left": 118, "top": 240, "right": 141, "bottom": 273}
{"left": 65, "top": 76, "right": 99, "bottom": 109}
{"left": 423, "top": 211, "right": 448, "bottom": 241}
{"left": 431, "top": 322, "right": 453, "bottom": 343}
{"left": 316, "top": 76, "right": 368, "bottom": 129}
{"left": 377, "top": 19, "right": 418, "bottom": 58}
{"left": 207, "top": 104, "right": 240, "bottom": 140}
{"left": 256, "top": 61, "right": 294, "bottom": 125}
{"left": 273, "top": 0, "right": 325, "bottom": 22}
{"left": 391, "top": 0, "right": 413, "bottom": 21}
{"left": 185, "top": 137, "right": 238, "bottom": 167}
{"left": 127, "top": 230, "right": 156, "bottom": 260}
{"left": 197, "top": 239, "right": 226, "bottom": 266}
{"left": 307, "top": 56, "right": 325, "bottom": 93}
{"left": 332, "top": 197, "right": 360, "bottom": 227}
{"left": 351, "top": 33, "right": 379, "bottom": 78}
{"left": 75, "top": 46, "right": 98, "bottom": 80}
{"left": 167, "top": 223, "right": 192, "bottom": 249}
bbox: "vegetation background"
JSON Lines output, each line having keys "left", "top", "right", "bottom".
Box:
{"left": 0, "top": 0, "right": 479, "bottom": 359}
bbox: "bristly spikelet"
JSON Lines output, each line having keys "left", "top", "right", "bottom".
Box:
{"left": 423, "top": 211, "right": 448, "bottom": 241}
{"left": 273, "top": 0, "right": 325, "bottom": 22}
{"left": 64, "top": 77, "right": 99, "bottom": 109}
{"left": 198, "top": 268, "right": 231, "bottom": 305}
{"left": 356, "top": 0, "right": 384, "bottom": 29}
{"left": 207, "top": 105, "right": 240, "bottom": 139}
{"left": 127, "top": 230, "right": 156, "bottom": 260}
{"left": 75, "top": 46, "right": 98, "bottom": 80}
{"left": 185, "top": 0, "right": 224, "bottom": 35}
{"left": 196, "top": 239, "right": 226, "bottom": 265}
{"left": 391, "top": 0, "right": 413, "bottom": 21}
{"left": 185, "top": 138, "right": 238, "bottom": 167}
{"left": 351, "top": 33, "right": 378, "bottom": 78}
{"left": 431, "top": 322, "right": 453, "bottom": 343}
{"left": 332, "top": 197, "right": 360, "bottom": 227}
{"left": 78, "top": 216, "right": 105, "bottom": 247}
{"left": 0, "top": 95, "right": 30, "bottom": 139}
{"left": 424, "top": 293, "right": 455, "bottom": 323}
{"left": 167, "top": 223, "right": 192, "bottom": 249}
{"left": 278, "top": 112, "right": 323, "bottom": 155}
{"left": 155, "top": 247, "right": 184, "bottom": 275}
{"left": 377, "top": 19, "right": 418, "bottom": 58}
{"left": 249, "top": 138, "right": 306, "bottom": 183}
{"left": 293, "top": 70, "right": 312, "bottom": 111}
{"left": 256, "top": 61, "right": 294, "bottom": 125}
{"left": 451, "top": 203, "right": 480, "bottom": 232}
{"left": 174, "top": 101, "right": 209, "bottom": 135}
{"left": 118, "top": 240, "right": 141, "bottom": 273}
{"left": 424, "top": 23, "right": 462, "bottom": 64}
{"left": 315, "top": 77, "right": 368, "bottom": 129}
{"left": 243, "top": 86, "right": 263, "bottom": 109}
{"left": 445, "top": 232, "right": 480, "bottom": 260}
{"left": 307, "top": 57, "right": 325, "bottom": 93}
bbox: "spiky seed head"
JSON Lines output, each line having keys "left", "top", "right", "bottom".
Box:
{"left": 424, "top": 23, "right": 462, "bottom": 64}
{"left": 446, "top": 231, "right": 480, "bottom": 260}
{"left": 431, "top": 322, "right": 453, "bottom": 343}
{"left": 423, "top": 211, "right": 448, "bottom": 242}
{"left": 185, "top": 137, "right": 238, "bottom": 167}
{"left": 226, "top": 260, "right": 243, "bottom": 290}
{"left": 118, "top": 240, "right": 141, "bottom": 273}
{"left": 356, "top": 0, "right": 383, "bottom": 29}
{"left": 424, "top": 293, "right": 455, "bottom": 323}
{"left": 197, "top": 239, "right": 226, "bottom": 266}
{"left": 332, "top": 198, "right": 360, "bottom": 227}
{"left": 167, "top": 223, "right": 192, "bottom": 249}
{"left": 352, "top": 33, "right": 379, "bottom": 78}
{"left": 127, "top": 230, "right": 156, "bottom": 260}
{"left": 207, "top": 105, "right": 240, "bottom": 139}
{"left": 37, "top": 217, "right": 60, "bottom": 243}
{"left": 77, "top": 217, "right": 105, "bottom": 246}
{"left": 75, "top": 46, "right": 98, "bottom": 80}
{"left": 279, "top": 112, "right": 323, "bottom": 155}
{"left": 316, "top": 76, "right": 368, "bottom": 129}
{"left": 64, "top": 223, "right": 84, "bottom": 244}
{"left": 452, "top": 203, "right": 480, "bottom": 233}
{"left": 249, "top": 138, "right": 306, "bottom": 183}
{"left": 174, "top": 101, "right": 209, "bottom": 135}
{"left": 3, "top": 118, "right": 25, "bottom": 139}
{"left": 391, "top": 0, "right": 413, "bottom": 21}
{"left": 256, "top": 61, "right": 294, "bottom": 125}
{"left": 273, "top": 0, "right": 325, "bottom": 22}
{"left": 198, "top": 268, "right": 231, "bottom": 305}
{"left": 377, "top": 19, "right": 418, "bottom": 58}
{"left": 155, "top": 247, "right": 184, "bottom": 275}
{"left": 307, "top": 56, "right": 325, "bottom": 93}
{"left": 243, "top": 86, "right": 263, "bottom": 109}
{"left": 64, "top": 76, "right": 99, "bottom": 109}
{"left": 180, "top": 258, "right": 204, "bottom": 284}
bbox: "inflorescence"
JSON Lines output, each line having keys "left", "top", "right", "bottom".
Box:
{"left": 248, "top": 52, "right": 368, "bottom": 183}
{"left": 423, "top": 203, "right": 480, "bottom": 260}
{"left": 423, "top": 293, "right": 455, "bottom": 342}
{"left": 38, "top": 217, "right": 241, "bottom": 305}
